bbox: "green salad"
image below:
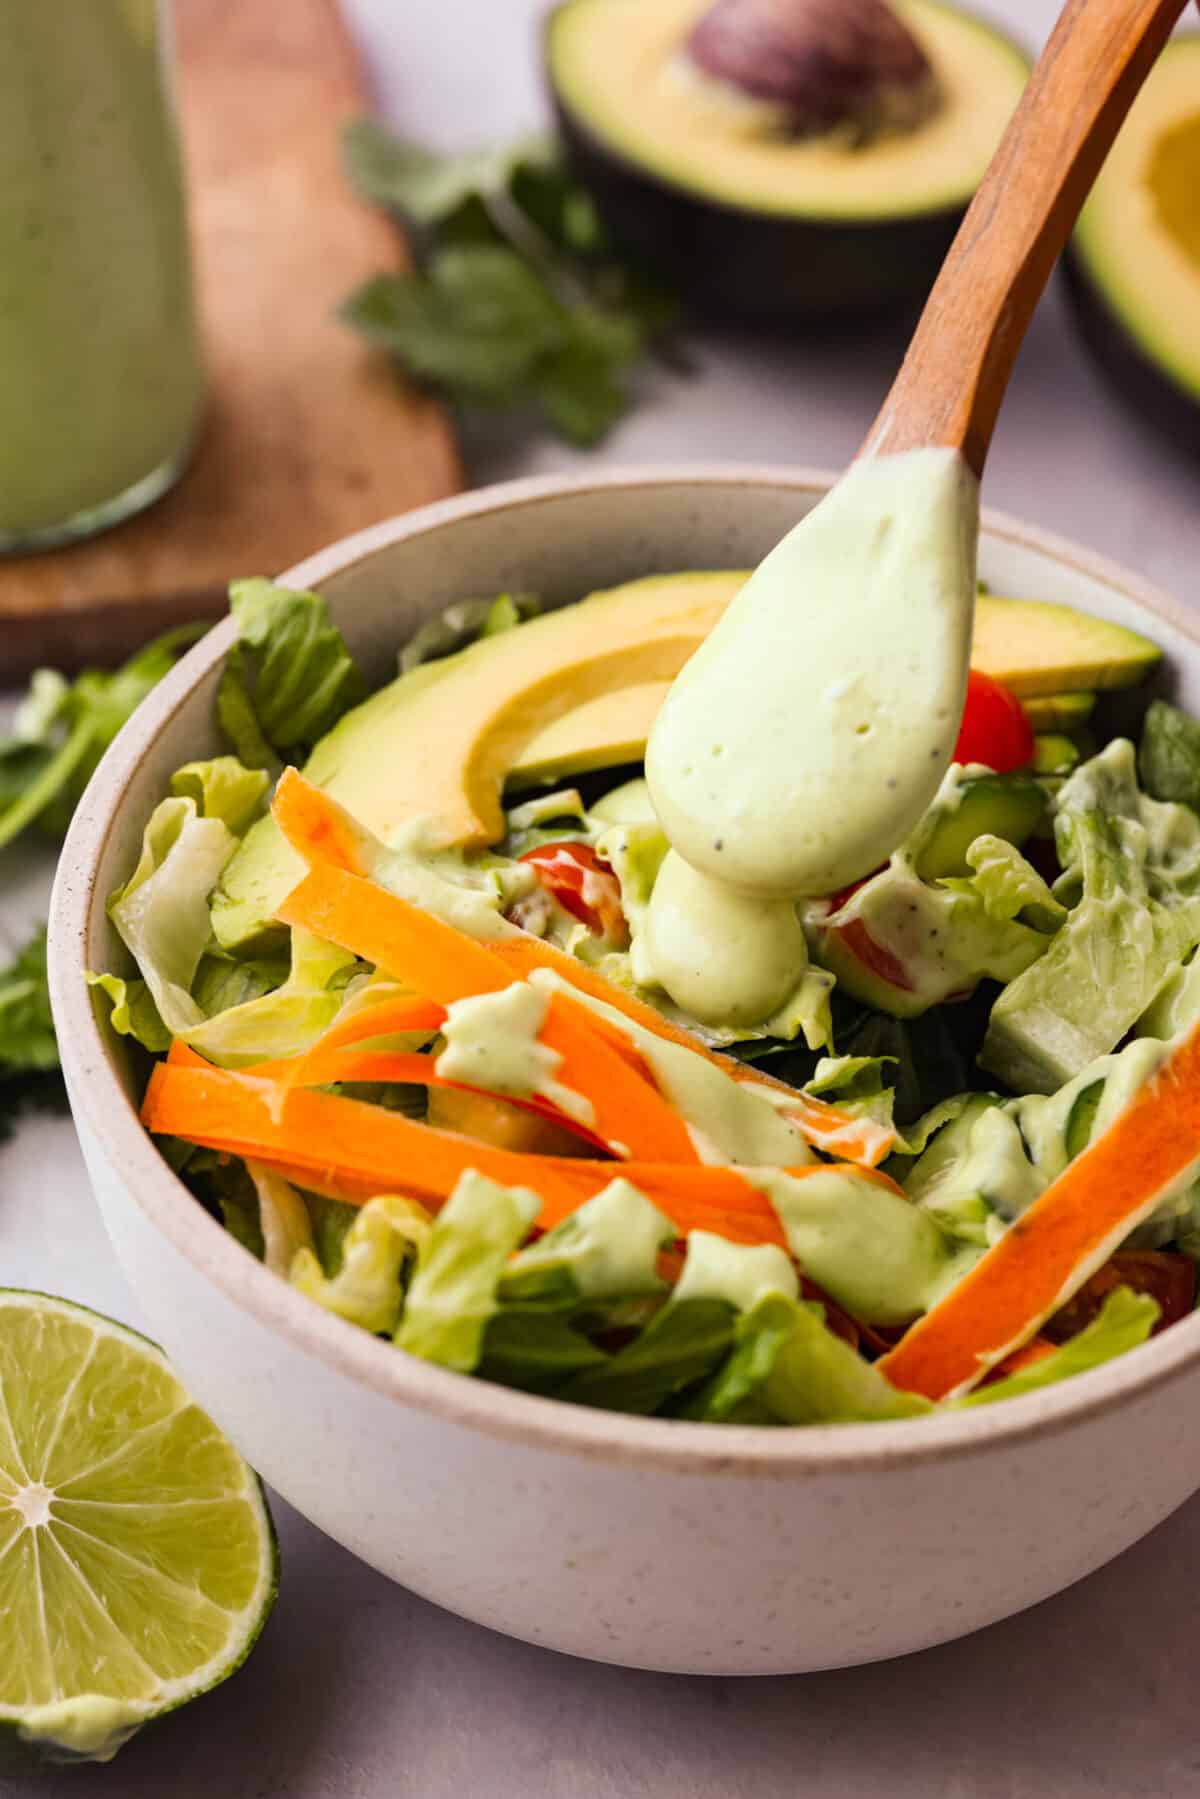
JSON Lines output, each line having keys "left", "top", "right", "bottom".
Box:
{"left": 90, "top": 573, "right": 1200, "bottom": 1423}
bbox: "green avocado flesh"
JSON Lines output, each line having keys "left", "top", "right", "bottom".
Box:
{"left": 1072, "top": 38, "right": 1200, "bottom": 417}
{"left": 546, "top": 0, "right": 1029, "bottom": 220}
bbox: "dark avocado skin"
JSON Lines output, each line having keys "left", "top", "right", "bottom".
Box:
{"left": 552, "top": 95, "right": 967, "bottom": 322}
{"left": 1062, "top": 244, "right": 1200, "bottom": 459}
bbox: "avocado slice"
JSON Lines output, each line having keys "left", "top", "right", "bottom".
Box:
{"left": 545, "top": 0, "right": 1029, "bottom": 319}
{"left": 510, "top": 596, "right": 1153, "bottom": 788}
{"left": 212, "top": 571, "right": 742, "bottom": 950}
{"left": 1066, "top": 38, "right": 1200, "bottom": 454}
{"left": 972, "top": 595, "right": 1160, "bottom": 697}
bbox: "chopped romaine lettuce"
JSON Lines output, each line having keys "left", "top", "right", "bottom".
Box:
{"left": 169, "top": 756, "right": 270, "bottom": 835}
{"left": 400, "top": 592, "right": 540, "bottom": 673}
{"left": 499, "top": 1178, "right": 672, "bottom": 1305}
{"left": 217, "top": 579, "right": 366, "bottom": 770}
{"left": 982, "top": 740, "right": 1200, "bottom": 1092}
{"left": 247, "top": 1162, "right": 315, "bottom": 1277}
{"left": 106, "top": 796, "right": 239, "bottom": 1038}
{"left": 396, "top": 1172, "right": 540, "bottom": 1371}
{"left": 562, "top": 1297, "right": 736, "bottom": 1414}
{"left": 1138, "top": 699, "right": 1200, "bottom": 812}
{"left": 762, "top": 1300, "right": 932, "bottom": 1424}
{"left": 185, "top": 928, "right": 360, "bottom": 1069}
{"left": 292, "top": 1195, "right": 433, "bottom": 1335}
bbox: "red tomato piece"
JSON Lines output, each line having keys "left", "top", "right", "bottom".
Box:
{"left": 832, "top": 917, "right": 914, "bottom": 992}
{"left": 1043, "top": 1250, "right": 1196, "bottom": 1343}
{"left": 519, "top": 841, "right": 629, "bottom": 945}
{"left": 952, "top": 669, "right": 1035, "bottom": 772}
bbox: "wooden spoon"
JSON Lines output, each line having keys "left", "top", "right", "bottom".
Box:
{"left": 863, "top": 0, "right": 1189, "bottom": 475}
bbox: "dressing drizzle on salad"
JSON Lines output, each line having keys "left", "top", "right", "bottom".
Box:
{"left": 645, "top": 449, "right": 978, "bottom": 1024}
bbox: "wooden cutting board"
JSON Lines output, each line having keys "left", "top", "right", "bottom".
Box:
{"left": 0, "top": 0, "right": 461, "bottom": 681}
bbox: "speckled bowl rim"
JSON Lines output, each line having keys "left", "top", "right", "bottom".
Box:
{"left": 48, "top": 464, "right": 1200, "bottom": 1480}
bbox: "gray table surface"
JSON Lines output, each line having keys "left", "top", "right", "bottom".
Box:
{"left": 3, "top": 1, "right": 1200, "bottom": 1793}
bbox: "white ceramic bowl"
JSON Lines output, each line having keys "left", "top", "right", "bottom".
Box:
{"left": 49, "top": 467, "right": 1200, "bottom": 1676}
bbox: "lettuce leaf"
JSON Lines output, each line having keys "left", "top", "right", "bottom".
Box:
{"left": 762, "top": 1300, "right": 932, "bottom": 1424}
{"left": 1139, "top": 699, "right": 1200, "bottom": 812}
{"left": 561, "top": 1297, "right": 737, "bottom": 1415}
{"left": 216, "top": 579, "right": 366, "bottom": 770}
{"left": 246, "top": 1162, "right": 315, "bottom": 1277}
{"left": 399, "top": 591, "right": 540, "bottom": 673}
{"left": 959, "top": 1288, "right": 1160, "bottom": 1407}
{"left": 85, "top": 971, "right": 172, "bottom": 1054}
{"left": 396, "top": 1172, "right": 540, "bottom": 1372}
{"left": 184, "top": 927, "right": 359, "bottom": 1069}
{"left": 499, "top": 1178, "right": 672, "bottom": 1306}
{"left": 681, "top": 1292, "right": 800, "bottom": 1423}
{"left": 478, "top": 1312, "right": 609, "bottom": 1393}
{"left": 105, "top": 797, "right": 239, "bottom": 1037}
{"left": 169, "top": 756, "right": 270, "bottom": 835}
{"left": 292, "top": 1195, "right": 432, "bottom": 1336}
{"left": 982, "top": 740, "right": 1200, "bottom": 1092}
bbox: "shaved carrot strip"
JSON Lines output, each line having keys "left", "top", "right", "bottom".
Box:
{"left": 273, "top": 776, "right": 890, "bottom": 1165}
{"left": 313, "top": 994, "right": 447, "bottom": 1049}
{"left": 539, "top": 993, "right": 700, "bottom": 1163}
{"left": 879, "top": 1020, "right": 1200, "bottom": 1400}
{"left": 493, "top": 932, "right": 892, "bottom": 1162}
{"left": 142, "top": 1060, "right": 803, "bottom": 1244}
{"left": 278, "top": 865, "right": 512, "bottom": 1004}
{"left": 273, "top": 766, "right": 369, "bottom": 875}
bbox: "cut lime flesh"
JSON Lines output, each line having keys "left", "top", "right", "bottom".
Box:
{"left": 0, "top": 1291, "right": 276, "bottom": 1763}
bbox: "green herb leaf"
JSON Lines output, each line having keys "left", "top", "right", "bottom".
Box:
{"left": 0, "top": 927, "right": 57, "bottom": 1077}
{"left": 217, "top": 579, "right": 366, "bottom": 766}
{"left": 341, "top": 119, "right": 552, "bottom": 228}
{"left": 0, "top": 625, "right": 206, "bottom": 852}
{"left": 338, "top": 121, "right": 680, "bottom": 447}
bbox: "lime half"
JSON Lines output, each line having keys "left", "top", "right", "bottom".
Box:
{"left": 0, "top": 1291, "right": 277, "bottom": 1765}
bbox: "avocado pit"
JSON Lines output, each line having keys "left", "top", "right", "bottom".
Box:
{"left": 683, "top": 0, "right": 941, "bottom": 142}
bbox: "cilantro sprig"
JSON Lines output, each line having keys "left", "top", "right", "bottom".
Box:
{"left": 338, "top": 123, "right": 680, "bottom": 446}
{"left": 0, "top": 626, "right": 206, "bottom": 853}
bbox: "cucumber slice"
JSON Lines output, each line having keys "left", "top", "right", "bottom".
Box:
{"left": 913, "top": 773, "right": 1048, "bottom": 880}
{"left": 1065, "top": 1079, "right": 1105, "bottom": 1160}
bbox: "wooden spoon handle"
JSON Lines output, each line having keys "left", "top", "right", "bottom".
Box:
{"left": 862, "top": 0, "right": 1187, "bottom": 475}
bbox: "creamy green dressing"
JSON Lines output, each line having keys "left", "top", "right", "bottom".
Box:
{"left": 643, "top": 449, "right": 978, "bottom": 1024}
{"left": 526, "top": 966, "right": 814, "bottom": 1166}
{"left": 0, "top": 2, "right": 204, "bottom": 541}
{"left": 752, "top": 1167, "right": 969, "bottom": 1326}
{"left": 436, "top": 983, "right": 595, "bottom": 1128}
{"left": 671, "top": 1230, "right": 799, "bottom": 1311}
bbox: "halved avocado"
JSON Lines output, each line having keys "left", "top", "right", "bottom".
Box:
{"left": 1066, "top": 37, "right": 1200, "bottom": 453}
{"left": 545, "top": 0, "right": 1029, "bottom": 319}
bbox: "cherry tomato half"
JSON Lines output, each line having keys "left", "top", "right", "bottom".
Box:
{"left": 952, "top": 669, "right": 1035, "bottom": 772}
{"left": 519, "top": 841, "right": 629, "bottom": 945}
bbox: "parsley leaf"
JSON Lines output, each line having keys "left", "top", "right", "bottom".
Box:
{"left": 0, "top": 625, "right": 206, "bottom": 851}
{"left": 339, "top": 123, "right": 679, "bottom": 446}
{"left": 0, "top": 927, "right": 58, "bottom": 1079}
